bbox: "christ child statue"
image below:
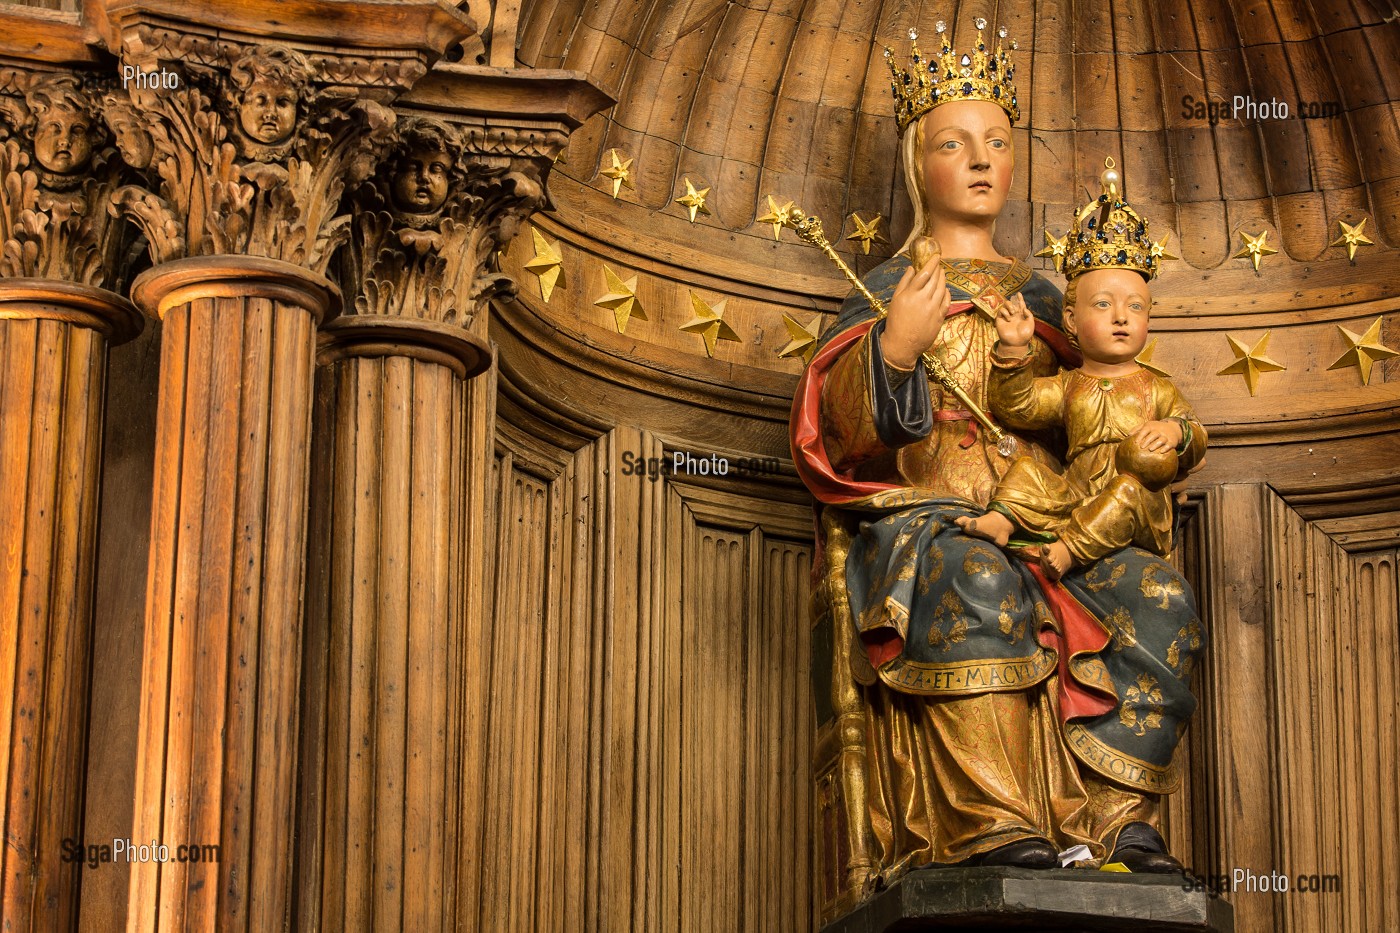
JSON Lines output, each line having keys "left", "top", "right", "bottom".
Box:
{"left": 957, "top": 159, "right": 1206, "bottom": 579}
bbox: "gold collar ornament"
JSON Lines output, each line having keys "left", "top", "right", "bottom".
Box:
{"left": 1059, "top": 157, "right": 1166, "bottom": 281}
{"left": 883, "top": 18, "right": 1020, "bottom": 135}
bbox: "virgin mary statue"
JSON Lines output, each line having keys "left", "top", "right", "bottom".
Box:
{"left": 790, "top": 19, "right": 1204, "bottom": 882}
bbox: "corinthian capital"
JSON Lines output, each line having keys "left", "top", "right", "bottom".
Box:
{"left": 346, "top": 115, "right": 546, "bottom": 328}
{"left": 106, "top": 45, "right": 395, "bottom": 271}
{"left": 343, "top": 66, "right": 611, "bottom": 329}
{"left": 0, "top": 70, "right": 136, "bottom": 288}
{"left": 95, "top": 0, "right": 477, "bottom": 271}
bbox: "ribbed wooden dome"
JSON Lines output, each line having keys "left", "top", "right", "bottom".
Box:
{"left": 518, "top": 0, "right": 1397, "bottom": 268}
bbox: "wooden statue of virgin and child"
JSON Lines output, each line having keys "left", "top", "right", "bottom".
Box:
{"left": 791, "top": 19, "right": 1208, "bottom": 893}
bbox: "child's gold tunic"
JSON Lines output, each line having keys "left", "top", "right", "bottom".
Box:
{"left": 987, "top": 357, "right": 1208, "bottom": 564}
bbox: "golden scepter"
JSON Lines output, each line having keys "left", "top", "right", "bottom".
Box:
{"left": 780, "top": 207, "right": 1017, "bottom": 457}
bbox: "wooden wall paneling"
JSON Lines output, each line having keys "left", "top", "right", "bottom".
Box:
{"left": 628, "top": 426, "right": 669, "bottom": 932}
{"left": 81, "top": 314, "right": 161, "bottom": 933}
{"left": 1200, "top": 484, "right": 1279, "bottom": 933}
{"left": 479, "top": 446, "right": 555, "bottom": 932}
{"left": 1354, "top": 551, "right": 1399, "bottom": 931}
{"left": 1162, "top": 503, "right": 1204, "bottom": 871}
{"left": 126, "top": 263, "right": 334, "bottom": 932}
{"left": 1266, "top": 496, "right": 1400, "bottom": 933}
{"left": 0, "top": 284, "right": 139, "bottom": 931}
{"left": 668, "top": 480, "right": 814, "bottom": 932}
{"left": 677, "top": 515, "right": 746, "bottom": 930}
{"left": 475, "top": 401, "right": 815, "bottom": 931}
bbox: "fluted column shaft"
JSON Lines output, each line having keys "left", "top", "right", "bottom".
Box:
{"left": 0, "top": 281, "right": 141, "bottom": 931}
{"left": 127, "top": 257, "right": 336, "bottom": 933}
{"left": 300, "top": 316, "right": 488, "bottom": 931}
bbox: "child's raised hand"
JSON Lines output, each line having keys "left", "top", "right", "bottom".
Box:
{"left": 994, "top": 292, "right": 1035, "bottom": 356}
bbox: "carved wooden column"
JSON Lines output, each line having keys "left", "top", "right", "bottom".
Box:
{"left": 296, "top": 68, "right": 609, "bottom": 930}
{"left": 0, "top": 61, "right": 142, "bottom": 930}
{"left": 95, "top": 3, "right": 479, "bottom": 929}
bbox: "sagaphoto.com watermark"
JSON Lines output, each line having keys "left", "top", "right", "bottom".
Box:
{"left": 619, "top": 450, "right": 781, "bottom": 482}
{"left": 60, "top": 837, "right": 221, "bottom": 870}
{"left": 1181, "top": 94, "right": 1342, "bottom": 125}
{"left": 1179, "top": 866, "right": 1342, "bottom": 898}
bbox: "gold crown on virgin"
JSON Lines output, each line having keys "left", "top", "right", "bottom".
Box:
{"left": 1039, "top": 157, "right": 1177, "bottom": 281}
{"left": 883, "top": 18, "right": 1020, "bottom": 134}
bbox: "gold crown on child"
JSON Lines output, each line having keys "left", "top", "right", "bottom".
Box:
{"left": 883, "top": 18, "right": 1020, "bottom": 134}
{"left": 1042, "top": 157, "right": 1177, "bottom": 281}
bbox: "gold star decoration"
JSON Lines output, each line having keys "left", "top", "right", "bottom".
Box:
{"left": 845, "top": 213, "right": 885, "bottom": 255}
{"left": 1135, "top": 337, "right": 1171, "bottom": 378}
{"left": 674, "top": 177, "right": 711, "bottom": 223}
{"left": 1330, "top": 218, "right": 1374, "bottom": 263}
{"left": 593, "top": 265, "right": 646, "bottom": 334}
{"left": 778, "top": 313, "right": 822, "bottom": 364}
{"left": 1149, "top": 232, "right": 1179, "bottom": 264}
{"left": 756, "top": 195, "right": 796, "bottom": 240}
{"left": 1328, "top": 317, "right": 1398, "bottom": 385}
{"left": 679, "top": 291, "right": 740, "bottom": 357}
{"left": 1232, "top": 229, "right": 1277, "bottom": 273}
{"left": 1217, "top": 332, "right": 1285, "bottom": 396}
{"left": 598, "top": 148, "right": 634, "bottom": 199}
{"left": 523, "top": 227, "right": 564, "bottom": 303}
{"left": 1034, "top": 230, "right": 1069, "bottom": 273}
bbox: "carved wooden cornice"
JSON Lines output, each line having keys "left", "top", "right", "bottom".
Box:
{"left": 0, "top": 8, "right": 106, "bottom": 70}
{"left": 96, "top": 0, "right": 477, "bottom": 97}
{"left": 399, "top": 64, "right": 613, "bottom": 163}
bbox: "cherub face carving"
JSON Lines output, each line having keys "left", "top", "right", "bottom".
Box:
{"left": 392, "top": 145, "right": 451, "bottom": 214}
{"left": 24, "top": 76, "right": 101, "bottom": 176}
{"left": 225, "top": 47, "right": 313, "bottom": 154}
{"left": 33, "top": 106, "right": 94, "bottom": 174}
{"left": 239, "top": 77, "right": 297, "bottom": 145}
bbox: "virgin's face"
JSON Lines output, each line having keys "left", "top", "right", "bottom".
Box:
{"left": 918, "top": 100, "right": 1013, "bottom": 223}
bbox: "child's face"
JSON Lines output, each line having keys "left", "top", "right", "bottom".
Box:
{"left": 34, "top": 106, "right": 93, "bottom": 174}
{"left": 240, "top": 78, "right": 297, "bottom": 144}
{"left": 391, "top": 145, "right": 450, "bottom": 213}
{"left": 1067, "top": 268, "right": 1151, "bottom": 365}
